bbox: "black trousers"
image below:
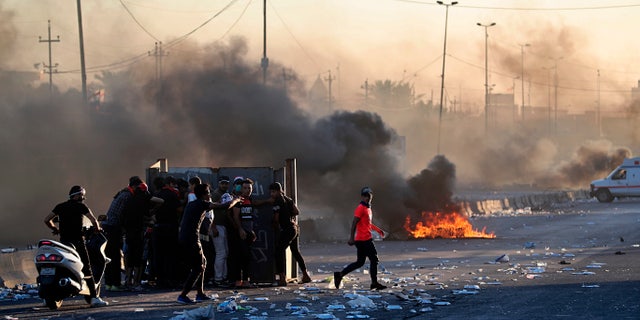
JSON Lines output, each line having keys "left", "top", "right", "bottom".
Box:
{"left": 102, "top": 224, "right": 122, "bottom": 287}
{"left": 180, "top": 242, "right": 206, "bottom": 293}
{"left": 227, "top": 229, "right": 252, "bottom": 282}
{"left": 64, "top": 238, "right": 97, "bottom": 298}
{"left": 340, "top": 239, "right": 380, "bottom": 284}
{"left": 152, "top": 224, "right": 179, "bottom": 287}
{"left": 201, "top": 238, "right": 215, "bottom": 283}
{"left": 275, "top": 227, "right": 307, "bottom": 274}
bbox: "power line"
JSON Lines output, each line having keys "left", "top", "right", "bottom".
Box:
{"left": 447, "top": 54, "right": 634, "bottom": 93}
{"left": 269, "top": 0, "right": 321, "bottom": 71}
{"left": 393, "top": 0, "right": 640, "bottom": 11}
{"left": 119, "top": 0, "right": 161, "bottom": 42}
{"left": 58, "top": 0, "right": 240, "bottom": 74}
{"left": 165, "top": 0, "right": 240, "bottom": 49}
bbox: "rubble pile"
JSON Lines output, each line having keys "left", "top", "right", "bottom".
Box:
{"left": 0, "top": 283, "right": 38, "bottom": 302}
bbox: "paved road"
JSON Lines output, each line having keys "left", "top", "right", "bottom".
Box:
{"left": 1, "top": 198, "right": 639, "bottom": 319}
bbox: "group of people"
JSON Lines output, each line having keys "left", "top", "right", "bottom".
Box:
{"left": 44, "top": 175, "right": 387, "bottom": 307}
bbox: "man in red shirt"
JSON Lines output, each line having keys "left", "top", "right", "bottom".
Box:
{"left": 334, "top": 187, "right": 387, "bottom": 290}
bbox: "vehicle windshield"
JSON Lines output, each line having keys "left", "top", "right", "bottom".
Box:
{"left": 611, "top": 169, "right": 627, "bottom": 180}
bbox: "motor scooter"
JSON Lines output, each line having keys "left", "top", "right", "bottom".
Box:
{"left": 34, "top": 227, "right": 109, "bottom": 310}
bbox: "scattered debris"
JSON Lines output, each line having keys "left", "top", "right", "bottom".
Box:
{"left": 171, "top": 304, "right": 215, "bottom": 320}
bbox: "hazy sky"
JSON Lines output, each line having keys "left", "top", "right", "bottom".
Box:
{"left": 4, "top": 0, "right": 640, "bottom": 114}
{"left": 2, "top": 0, "right": 639, "bottom": 246}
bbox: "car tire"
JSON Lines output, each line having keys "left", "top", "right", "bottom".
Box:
{"left": 595, "top": 189, "right": 613, "bottom": 203}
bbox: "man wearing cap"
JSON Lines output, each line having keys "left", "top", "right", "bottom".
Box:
{"left": 209, "top": 175, "right": 240, "bottom": 286}
{"left": 333, "top": 187, "right": 387, "bottom": 291}
{"left": 44, "top": 186, "right": 108, "bottom": 307}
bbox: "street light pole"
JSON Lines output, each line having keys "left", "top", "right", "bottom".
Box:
{"left": 436, "top": 1, "right": 457, "bottom": 155}
{"left": 477, "top": 22, "right": 496, "bottom": 135}
{"left": 550, "top": 56, "right": 562, "bottom": 134}
{"left": 519, "top": 43, "right": 530, "bottom": 122}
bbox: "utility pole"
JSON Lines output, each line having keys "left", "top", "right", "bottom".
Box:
{"left": 436, "top": 1, "right": 458, "bottom": 155}
{"left": 554, "top": 58, "right": 560, "bottom": 134}
{"left": 518, "top": 43, "right": 530, "bottom": 122}
{"left": 148, "top": 42, "right": 168, "bottom": 108}
{"left": 477, "top": 22, "right": 495, "bottom": 135}
{"left": 543, "top": 67, "right": 551, "bottom": 133}
{"left": 324, "top": 70, "right": 335, "bottom": 110}
{"left": 76, "top": 0, "right": 88, "bottom": 107}
{"left": 261, "top": 0, "right": 269, "bottom": 84}
{"left": 148, "top": 42, "right": 168, "bottom": 89}
{"left": 282, "top": 67, "right": 292, "bottom": 93}
{"left": 361, "top": 79, "right": 369, "bottom": 107}
{"left": 597, "top": 69, "right": 602, "bottom": 137}
{"left": 39, "top": 20, "right": 60, "bottom": 98}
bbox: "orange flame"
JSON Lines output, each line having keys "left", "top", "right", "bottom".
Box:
{"left": 404, "top": 211, "right": 495, "bottom": 239}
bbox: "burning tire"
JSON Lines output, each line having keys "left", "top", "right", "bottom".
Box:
{"left": 595, "top": 189, "right": 613, "bottom": 203}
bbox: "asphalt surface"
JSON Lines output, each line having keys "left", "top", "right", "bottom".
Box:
{"left": 1, "top": 198, "right": 639, "bottom": 319}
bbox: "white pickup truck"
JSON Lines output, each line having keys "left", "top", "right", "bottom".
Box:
{"left": 590, "top": 157, "right": 640, "bottom": 202}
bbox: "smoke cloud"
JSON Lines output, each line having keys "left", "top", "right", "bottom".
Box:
{"left": 1, "top": 9, "right": 638, "bottom": 246}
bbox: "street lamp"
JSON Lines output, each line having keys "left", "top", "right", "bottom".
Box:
{"left": 542, "top": 66, "right": 552, "bottom": 134}
{"left": 519, "top": 43, "right": 530, "bottom": 122}
{"left": 550, "top": 56, "right": 563, "bottom": 134}
{"left": 477, "top": 22, "right": 496, "bottom": 135}
{"left": 436, "top": 0, "right": 458, "bottom": 155}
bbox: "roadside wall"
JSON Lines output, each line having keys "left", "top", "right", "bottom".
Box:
{"left": 0, "top": 249, "right": 37, "bottom": 288}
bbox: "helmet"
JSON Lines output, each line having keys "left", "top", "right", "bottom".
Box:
{"left": 69, "top": 185, "right": 86, "bottom": 198}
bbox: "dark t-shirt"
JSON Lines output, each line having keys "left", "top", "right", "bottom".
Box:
{"left": 122, "top": 190, "right": 152, "bottom": 233}
{"left": 233, "top": 197, "right": 255, "bottom": 232}
{"left": 273, "top": 195, "right": 297, "bottom": 230}
{"left": 155, "top": 187, "right": 181, "bottom": 226}
{"left": 179, "top": 199, "right": 212, "bottom": 245}
{"left": 52, "top": 200, "right": 91, "bottom": 243}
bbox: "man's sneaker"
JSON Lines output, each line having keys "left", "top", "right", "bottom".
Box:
{"left": 370, "top": 282, "right": 387, "bottom": 290}
{"left": 90, "top": 297, "right": 109, "bottom": 307}
{"left": 177, "top": 295, "right": 195, "bottom": 305}
{"left": 300, "top": 274, "right": 312, "bottom": 284}
{"left": 333, "top": 272, "right": 343, "bottom": 289}
{"left": 106, "top": 285, "right": 126, "bottom": 292}
{"left": 195, "top": 293, "right": 212, "bottom": 303}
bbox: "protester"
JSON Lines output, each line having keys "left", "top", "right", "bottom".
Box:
{"left": 186, "top": 177, "right": 215, "bottom": 285}
{"left": 210, "top": 175, "right": 240, "bottom": 287}
{"left": 122, "top": 182, "right": 163, "bottom": 291}
{"left": 152, "top": 176, "right": 182, "bottom": 289}
{"left": 44, "top": 186, "right": 108, "bottom": 307}
{"left": 334, "top": 187, "right": 387, "bottom": 291}
{"left": 176, "top": 183, "right": 218, "bottom": 304}
{"left": 269, "top": 182, "right": 311, "bottom": 286}
{"left": 228, "top": 178, "right": 257, "bottom": 288}
{"left": 102, "top": 176, "right": 143, "bottom": 292}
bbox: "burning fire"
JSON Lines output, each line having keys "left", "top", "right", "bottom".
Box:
{"left": 404, "top": 211, "right": 495, "bottom": 239}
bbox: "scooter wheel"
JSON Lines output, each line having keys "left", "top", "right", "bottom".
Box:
{"left": 45, "top": 298, "right": 62, "bottom": 310}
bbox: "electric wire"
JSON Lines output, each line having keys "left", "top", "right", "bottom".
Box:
{"left": 268, "top": 0, "right": 322, "bottom": 71}
{"left": 164, "top": 0, "right": 240, "bottom": 49}
{"left": 119, "top": 0, "right": 161, "bottom": 42}
{"left": 393, "top": 0, "right": 640, "bottom": 11}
